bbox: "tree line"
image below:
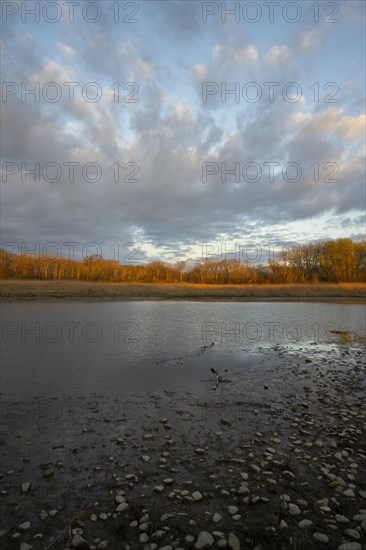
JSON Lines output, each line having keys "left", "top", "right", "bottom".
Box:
{"left": 0, "top": 239, "right": 365, "bottom": 284}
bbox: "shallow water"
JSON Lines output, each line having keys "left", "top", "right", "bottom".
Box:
{"left": 1, "top": 301, "right": 365, "bottom": 400}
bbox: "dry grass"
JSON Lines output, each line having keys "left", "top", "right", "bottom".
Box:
{"left": 1, "top": 279, "right": 365, "bottom": 300}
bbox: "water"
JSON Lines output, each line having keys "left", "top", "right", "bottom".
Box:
{"left": 1, "top": 301, "right": 365, "bottom": 400}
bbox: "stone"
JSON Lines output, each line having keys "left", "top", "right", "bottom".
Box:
{"left": 19, "top": 521, "right": 31, "bottom": 531}
{"left": 21, "top": 482, "right": 30, "bottom": 493}
{"left": 228, "top": 532, "right": 240, "bottom": 549}
{"left": 288, "top": 503, "right": 301, "bottom": 516}
{"left": 299, "top": 519, "right": 313, "bottom": 529}
{"left": 192, "top": 491, "right": 203, "bottom": 501}
{"left": 213, "top": 513, "right": 222, "bottom": 523}
{"left": 139, "top": 533, "right": 149, "bottom": 543}
{"left": 227, "top": 506, "right": 239, "bottom": 516}
{"left": 282, "top": 470, "right": 295, "bottom": 480}
{"left": 72, "top": 535, "right": 90, "bottom": 549}
{"left": 116, "top": 503, "right": 129, "bottom": 512}
{"left": 337, "top": 544, "right": 362, "bottom": 550}
{"left": 336, "top": 515, "right": 350, "bottom": 524}
{"left": 195, "top": 531, "right": 214, "bottom": 549}
{"left": 20, "top": 545, "right": 33, "bottom": 550}
{"left": 97, "top": 542, "right": 109, "bottom": 550}
{"left": 343, "top": 529, "right": 360, "bottom": 540}
{"left": 313, "top": 533, "right": 329, "bottom": 543}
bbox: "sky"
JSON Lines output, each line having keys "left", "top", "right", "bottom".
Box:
{"left": 1, "top": 0, "right": 365, "bottom": 264}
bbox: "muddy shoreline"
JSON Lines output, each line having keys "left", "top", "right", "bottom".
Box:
{"left": 0, "top": 344, "right": 365, "bottom": 549}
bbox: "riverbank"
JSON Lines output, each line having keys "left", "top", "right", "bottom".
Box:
{"left": 0, "top": 341, "right": 365, "bottom": 549}
{"left": 1, "top": 280, "right": 365, "bottom": 301}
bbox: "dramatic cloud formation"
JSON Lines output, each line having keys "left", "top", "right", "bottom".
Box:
{"left": 1, "top": 0, "right": 365, "bottom": 262}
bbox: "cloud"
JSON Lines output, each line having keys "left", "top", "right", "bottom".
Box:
{"left": 300, "top": 30, "right": 319, "bottom": 49}
{"left": 57, "top": 43, "right": 76, "bottom": 58}
{"left": 1, "top": 2, "right": 365, "bottom": 260}
{"left": 192, "top": 64, "right": 208, "bottom": 78}
{"left": 264, "top": 45, "right": 290, "bottom": 64}
{"left": 338, "top": 114, "right": 366, "bottom": 139}
{"left": 134, "top": 57, "right": 154, "bottom": 78}
{"left": 213, "top": 41, "right": 258, "bottom": 63}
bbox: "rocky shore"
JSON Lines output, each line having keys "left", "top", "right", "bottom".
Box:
{"left": 0, "top": 342, "right": 365, "bottom": 549}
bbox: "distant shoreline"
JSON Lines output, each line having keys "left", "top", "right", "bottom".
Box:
{"left": 1, "top": 280, "right": 365, "bottom": 302}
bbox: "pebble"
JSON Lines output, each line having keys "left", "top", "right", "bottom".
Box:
{"left": 194, "top": 448, "right": 205, "bottom": 455}
{"left": 282, "top": 470, "right": 295, "bottom": 480}
{"left": 228, "top": 532, "right": 240, "bottom": 549}
{"left": 213, "top": 513, "right": 222, "bottom": 523}
{"left": 195, "top": 531, "right": 214, "bottom": 549}
{"left": 337, "top": 544, "right": 362, "bottom": 550}
{"left": 298, "top": 519, "right": 313, "bottom": 529}
{"left": 288, "top": 503, "right": 301, "bottom": 516}
{"left": 20, "top": 544, "right": 33, "bottom": 550}
{"left": 343, "top": 529, "right": 360, "bottom": 540}
{"left": 192, "top": 491, "right": 203, "bottom": 501}
{"left": 72, "top": 535, "right": 90, "bottom": 549}
{"left": 313, "top": 533, "right": 329, "bottom": 543}
{"left": 19, "top": 521, "right": 31, "bottom": 531}
{"left": 227, "top": 506, "right": 239, "bottom": 516}
{"left": 21, "top": 482, "right": 30, "bottom": 493}
{"left": 336, "top": 515, "right": 350, "bottom": 524}
{"left": 116, "top": 502, "right": 129, "bottom": 512}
